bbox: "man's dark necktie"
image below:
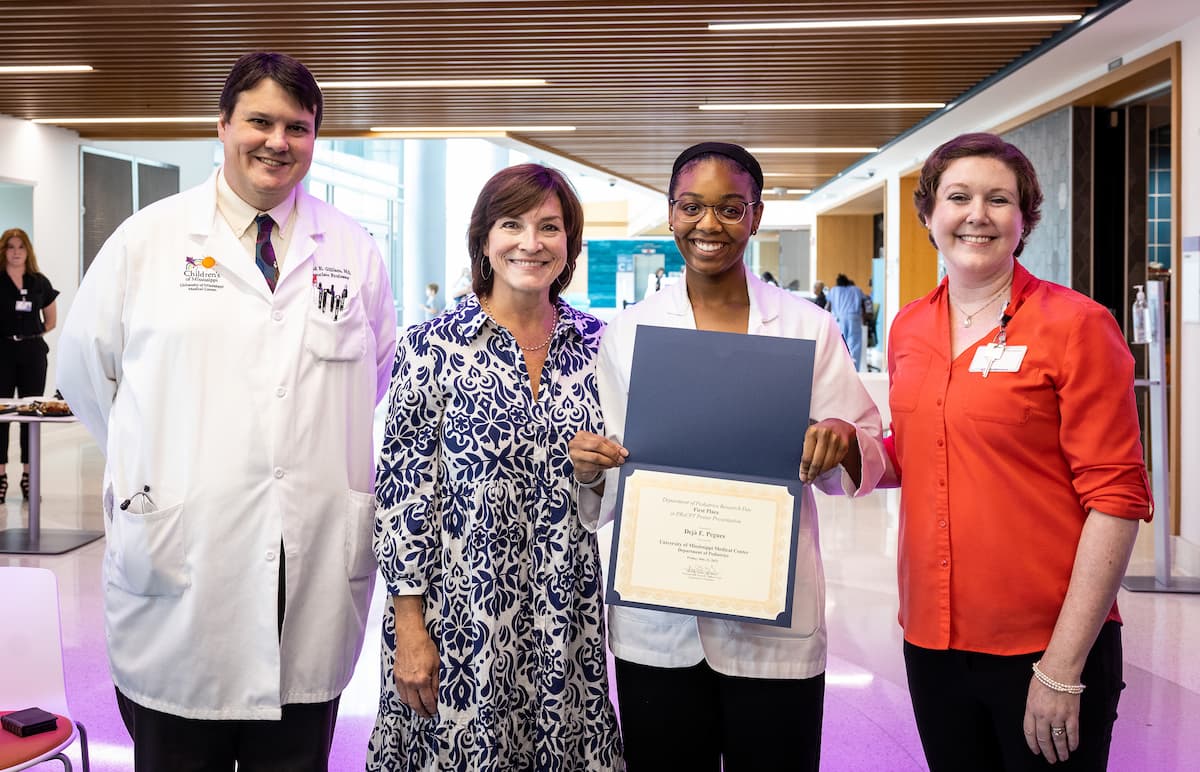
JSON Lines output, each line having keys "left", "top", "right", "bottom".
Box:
{"left": 254, "top": 213, "right": 279, "bottom": 292}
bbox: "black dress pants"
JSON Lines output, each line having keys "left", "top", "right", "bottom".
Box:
{"left": 614, "top": 657, "right": 824, "bottom": 772}
{"left": 0, "top": 340, "right": 47, "bottom": 464}
{"left": 116, "top": 689, "right": 340, "bottom": 772}
{"left": 904, "top": 621, "right": 1124, "bottom": 772}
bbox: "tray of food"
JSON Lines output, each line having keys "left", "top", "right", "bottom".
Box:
{"left": 37, "top": 400, "right": 73, "bottom": 416}
{"left": 13, "top": 400, "right": 73, "bottom": 417}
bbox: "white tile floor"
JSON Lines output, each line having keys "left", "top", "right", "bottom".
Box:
{"left": 4, "top": 422, "right": 1199, "bottom": 770}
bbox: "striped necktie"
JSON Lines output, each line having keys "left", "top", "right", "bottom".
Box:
{"left": 254, "top": 213, "right": 279, "bottom": 292}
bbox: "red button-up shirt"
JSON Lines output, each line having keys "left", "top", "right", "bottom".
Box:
{"left": 888, "top": 262, "right": 1152, "bottom": 655}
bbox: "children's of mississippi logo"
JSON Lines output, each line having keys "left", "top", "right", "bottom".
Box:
{"left": 180, "top": 255, "right": 224, "bottom": 292}
{"left": 185, "top": 255, "right": 218, "bottom": 272}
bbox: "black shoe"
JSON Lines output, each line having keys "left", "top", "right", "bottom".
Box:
{"left": 0, "top": 474, "right": 6, "bottom": 504}
{"left": 20, "top": 471, "right": 29, "bottom": 500}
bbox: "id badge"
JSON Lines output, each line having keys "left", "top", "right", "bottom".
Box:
{"left": 14, "top": 300, "right": 32, "bottom": 312}
{"left": 968, "top": 343, "right": 1027, "bottom": 375}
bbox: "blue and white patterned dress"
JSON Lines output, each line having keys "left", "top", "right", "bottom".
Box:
{"left": 369, "top": 295, "right": 623, "bottom": 771}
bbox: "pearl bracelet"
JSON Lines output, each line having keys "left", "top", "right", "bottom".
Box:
{"left": 1032, "top": 661, "right": 1086, "bottom": 695}
{"left": 573, "top": 470, "right": 605, "bottom": 489}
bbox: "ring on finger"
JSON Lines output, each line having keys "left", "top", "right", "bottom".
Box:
{"left": 1051, "top": 726, "right": 1066, "bottom": 737}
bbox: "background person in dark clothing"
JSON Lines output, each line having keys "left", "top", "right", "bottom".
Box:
{"left": 0, "top": 227, "right": 59, "bottom": 502}
{"left": 812, "top": 280, "right": 827, "bottom": 309}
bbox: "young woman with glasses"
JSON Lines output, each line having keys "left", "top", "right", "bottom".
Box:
{"left": 568, "top": 142, "right": 886, "bottom": 771}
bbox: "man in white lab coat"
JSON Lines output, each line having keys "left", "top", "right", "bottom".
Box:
{"left": 57, "top": 52, "right": 396, "bottom": 771}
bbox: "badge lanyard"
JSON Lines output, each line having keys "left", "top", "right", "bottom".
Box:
{"left": 980, "top": 313, "right": 1012, "bottom": 378}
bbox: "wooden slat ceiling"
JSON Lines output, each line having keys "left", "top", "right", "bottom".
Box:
{"left": 0, "top": 1, "right": 1100, "bottom": 193}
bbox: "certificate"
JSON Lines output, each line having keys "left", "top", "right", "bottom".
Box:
{"left": 608, "top": 465, "right": 800, "bottom": 625}
{"left": 604, "top": 325, "right": 815, "bottom": 626}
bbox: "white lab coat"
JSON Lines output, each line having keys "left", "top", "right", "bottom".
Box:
{"left": 579, "top": 270, "right": 885, "bottom": 679}
{"left": 57, "top": 171, "right": 397, "bottom": 720}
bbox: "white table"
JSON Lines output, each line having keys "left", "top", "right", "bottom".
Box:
{"left": 0, "top": 408, "right": 104, "bottom": 555}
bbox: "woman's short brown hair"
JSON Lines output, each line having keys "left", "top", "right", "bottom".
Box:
{"left": 467, "top": 164, "right": 584, "bottom": 302}
{"left": 1, "top": 228, "right": 40, "bottom": 274}
{"left": 913, "top": 132, "right": 1043, "bottom": 257}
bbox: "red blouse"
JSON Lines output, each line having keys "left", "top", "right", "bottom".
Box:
{"left": 888, "top": 262, "right": 1152, "bottom": 655}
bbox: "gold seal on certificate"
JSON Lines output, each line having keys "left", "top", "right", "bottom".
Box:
{"left": 608, "top": 467, "right": 799, "bottom": 625}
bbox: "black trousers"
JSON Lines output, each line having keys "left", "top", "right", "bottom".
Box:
{"left": 904, "top": 621, "right": 1124, "bottom": 772}
{"left": 0, "top": 340, "right": 47, "bottom": 464}
{"left": 614, "top": 657, "right": 824, "bottom": 772}
{"left": 116, "top": 689, "right": 340, "bottom": 772}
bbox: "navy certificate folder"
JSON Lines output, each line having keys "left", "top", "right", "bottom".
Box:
{"left": 621, "top": 325, "right": 815, "bottom": 478}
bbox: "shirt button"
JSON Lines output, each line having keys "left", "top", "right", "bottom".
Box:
{"left": 275, "top": 386, "right": 287, "bottom": 398}
{"left": 265, "top": 550, "right": 277, "bottom": 561}
{"left": 936, "top": 398, "right": 943, "bottom": 407}
{"left": 938, "top": 519, "right": 947, "bottom": 528}
{"left": 936, "top": 438, "right": 944, "bottom": 447}
{"left": 938, "top": 479, "right": 945, "bottom": 487}
{"left": 273, "top": 467, "right": 285, "bottom": 479}
{"left": 272, "top": 310, "right": 283, "bottom": 321}
{"left": 940, "top": 559, "right": 949, "bottom": 568}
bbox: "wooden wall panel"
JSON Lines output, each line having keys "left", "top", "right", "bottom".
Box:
{"left": 898, "top": 174, "right": 940, "bottom": 305}
{"left": 815, "top": 214, "right": 874, "bottom": 288}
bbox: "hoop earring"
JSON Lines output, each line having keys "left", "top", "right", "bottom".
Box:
{"left": 480, "top": 256, "right": 492, "bottom": 281}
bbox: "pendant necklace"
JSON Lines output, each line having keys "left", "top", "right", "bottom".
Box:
{"left": 480, "top": 297, "right": 557, "bottom": 351}
{"left": 951, "top": 284, "right": 1009, "bottom": 328}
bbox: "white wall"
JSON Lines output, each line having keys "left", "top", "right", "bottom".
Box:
{"left": 0, "top": 115, "right": 82, "bottom": 391}
{"left": 1174, "top": 13, "right": 1200, "bottom": 569}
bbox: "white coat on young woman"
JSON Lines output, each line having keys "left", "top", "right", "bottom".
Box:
{"left": 580, "top": 272, "right": 884, "bottom": 676}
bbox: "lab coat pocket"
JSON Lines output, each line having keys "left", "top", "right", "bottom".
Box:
{"left": 108, "top": 501, "right": 190, "bottom": 597}
{"left": 305, "top": 294, "right": 367, "bottom": 361}
{"left": 346, "top": 490, "right": 378, "bottom": 580}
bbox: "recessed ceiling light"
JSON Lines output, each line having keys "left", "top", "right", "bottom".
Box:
{"left": 710, "top": 14, "right": 1081, "bottom": 32}
{"left": 0, "top": 65, "right": 94, "bottom": 74}
{"left": 701, "top": 102, "right": 945, "bottom": 111}
{"left": 320, "top": 79, "right": 548, "bottom": 89}
{"left": 370, "top": 125, "right": 575, "bottom": 134}
{"left": 31, "top": 116, "right": 215, "bottom": 124}
{"left": 786, "top": 189, "right": 813, "bottom": 194}
{"left": 748, "top": 147, "right": 878, "bottom": 154}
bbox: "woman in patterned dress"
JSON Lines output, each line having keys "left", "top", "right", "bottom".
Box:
{"left": 369, "top": 164, "right": 623, "bottom": 771}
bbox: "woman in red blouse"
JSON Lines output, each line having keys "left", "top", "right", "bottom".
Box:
{"left": 887, "top": 133, "right": 1151, "bottom": 770}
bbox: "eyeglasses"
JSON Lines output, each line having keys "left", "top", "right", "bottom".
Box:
{"left": 669, "top": 198, "right": 760, "bottom": 225}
